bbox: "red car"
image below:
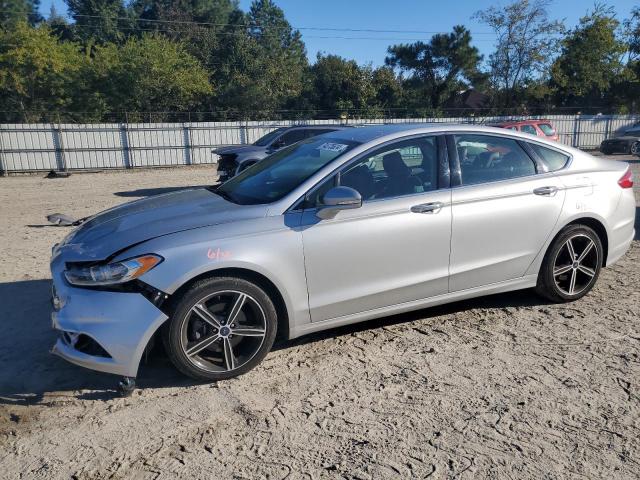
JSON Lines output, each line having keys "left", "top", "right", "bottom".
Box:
{"left": 489, "top": 119, "right": 559, "bottom": 142}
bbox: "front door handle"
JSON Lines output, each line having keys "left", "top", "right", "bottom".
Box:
{"left": 533, "top": 186, "right": 558, "bottom": 196}
{"left": 411, "top": 202, "right": 444, "bottom": 214}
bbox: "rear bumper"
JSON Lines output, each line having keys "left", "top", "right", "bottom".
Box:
{"left": 50, "top": 262, "right": 168, "bottom": 377}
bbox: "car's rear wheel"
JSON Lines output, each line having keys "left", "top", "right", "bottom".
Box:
{"left": 535, "top": 224, "right": 603, "bottom": 302}
{"left": 630, "top": 142, "right": 640, "bottom": 155}
{"left": 163, "top": 276, "right": 278, "bottom": 381}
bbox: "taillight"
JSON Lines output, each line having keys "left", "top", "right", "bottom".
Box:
{"left": 618, "top": 168, "right": 634, "bottom": 188}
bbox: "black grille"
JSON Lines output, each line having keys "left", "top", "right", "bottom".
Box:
{"left": 217, "top": 154, "right": 238, "bottom": 181}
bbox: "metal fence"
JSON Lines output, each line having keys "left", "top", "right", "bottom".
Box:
{"left": 1, "top": 114, "right": 639, "bottom": 174}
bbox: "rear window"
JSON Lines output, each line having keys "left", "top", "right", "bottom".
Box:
{"left": 538, "top": 123, "right": 555, "bottom": 136}
{"left": 529, "top": 143, "right": 569, "bottom": 171}
{"left": 521, "top": 124, "right": 537, "bottom": 135}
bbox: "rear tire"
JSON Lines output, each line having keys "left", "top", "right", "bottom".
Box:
{"left": 630, "top": 142, "right": 639, "bottom": 156}
{"left": 535, "top": 224, "right": 603, "bottom": 303}
{"left": 163, "top": 276, "right": 278, "bottom": 381}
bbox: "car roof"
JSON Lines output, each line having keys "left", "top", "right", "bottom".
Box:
{"left": 320, "top": 122, "right": 573, "bottom": 150}
{"left": 287, "top": 125, "right": 353, "bottom": 130}
{"left": 490, "top": 119, "right": 553, "bottom": 126}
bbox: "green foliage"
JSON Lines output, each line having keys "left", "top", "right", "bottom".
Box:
{"left": 0, "top": 0, "right": 41, "bottom": 28}
{"left": 65, "top": 0, "right": 131, "bottom": 44}
{"left": 386, "top": 25, "right": 484, "bottom": 113}
{"left": 0, "top": 1, "right": 639, "bottom": 121}
{"left": 90, "top": 34, "right": 212, "bottom": 116}
{"left": 550, "top": 4, "right": 626, "bottom": 107}
{"left": 0, "top": 21, "right": 87, "bottom": 121}
{"left": 473, "top": 0, "right": 563, "bottom": 106}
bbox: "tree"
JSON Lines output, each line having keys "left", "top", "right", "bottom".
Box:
{"left": 474, "top": 0, "right": 563, "bottom": 105}
{"left": 65, "top": 0, "right": 131, "bottom": 44}
{"left": 90, "top": 34, "right": 212, "bottom": 117}
{"left": 0, "top": 0, "right": 42, "bottom": 28}
{"left": 550, "top": 3, "right": 627, "bottom": 109}
{"left": 0, "top": 22, "right": 88, "bottom": 121}
{"left": 211, "top": 0, "right": 308, "bottom": 118}
{"left": 308, "top": 54, "right": 376, "bottom": 118}
{"left": 385, "top": 25, "right": 484, "bottom": 112}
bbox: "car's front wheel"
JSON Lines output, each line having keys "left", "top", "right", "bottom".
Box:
{"left": 163, "top": 276, "right": 278, "bottom": 381}
{"left": 535, "top": 224, "right": 603, "bottom": 302}
{"left": 630, "top": 142, "right": 640, "bottom": 156}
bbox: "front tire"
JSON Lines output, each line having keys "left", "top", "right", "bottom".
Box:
{"left": 163, "top": 276, "right": 278, "bottom": 381}
{"left": 630, "top": 142, "right": 639, "bottom": 156}
{"left": 535, "top": 224, "right": 603, "bottom": 303}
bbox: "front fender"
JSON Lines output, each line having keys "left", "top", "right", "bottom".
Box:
{"left": 114, "top": 214, "right": 310, "bottom": 334}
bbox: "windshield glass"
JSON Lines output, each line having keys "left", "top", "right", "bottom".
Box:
{"left": 217, "top": 137, "right": 359, "bottom": 205}
{"left": 253, "top": 128, "right": 286, "bottom": 146}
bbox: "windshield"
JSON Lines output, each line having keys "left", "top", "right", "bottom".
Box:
{"left": 217, "top": 137, "right": 359, "bottom": 205}
{"left": 253, "top": 128, "right": 286, "bottom": 147}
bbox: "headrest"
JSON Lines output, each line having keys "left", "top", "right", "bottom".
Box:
{"left": 382, "top": 152, "right": 410, "bottom": 177}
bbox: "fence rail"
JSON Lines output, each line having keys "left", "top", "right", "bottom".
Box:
{"left": 1, "top": 114, "right": 639, "bottom": 174}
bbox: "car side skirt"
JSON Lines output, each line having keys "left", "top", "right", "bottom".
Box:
{"left": 289, "top": 274, "right": 538, "bottom": 339}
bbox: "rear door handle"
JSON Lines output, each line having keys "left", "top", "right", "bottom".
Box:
{"left": 411, "top": 202, "right": 444, "bottom": 214}
{"left": 533, "top": 186, "right": 558, "bottom": 196}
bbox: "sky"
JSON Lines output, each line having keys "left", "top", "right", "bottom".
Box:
{"left": 39, "top": 0, "right": 639, "bottom": 67}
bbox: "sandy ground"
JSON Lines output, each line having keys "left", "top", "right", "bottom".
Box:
{"left": 0, "top": 157, "right": 639, "bottom": 479}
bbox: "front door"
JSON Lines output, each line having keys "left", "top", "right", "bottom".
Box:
{"left": 300, "top": 136, "right": 452, "bottom": 322}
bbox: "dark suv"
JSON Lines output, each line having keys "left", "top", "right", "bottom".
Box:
{"left": 213, "top": 125, "right": 350, "bottom": 182}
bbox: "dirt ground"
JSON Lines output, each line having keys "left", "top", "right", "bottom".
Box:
{"left": 0, "top": 157, "right": 639, "bottom": 479}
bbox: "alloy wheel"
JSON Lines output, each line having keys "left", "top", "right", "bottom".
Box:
{"left": 631, "top": 142, "right": 639, "bottom": 155}
{"left": 180, "top": 290, "right": 267, "bottom": 373}
{"left": 552, "top": 234, "right": 599, "bottom": 296}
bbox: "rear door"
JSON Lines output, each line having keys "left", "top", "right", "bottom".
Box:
{"left": 448, "top": 133, "right": 565, "bottom": 291}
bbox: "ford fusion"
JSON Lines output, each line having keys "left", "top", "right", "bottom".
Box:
{"left": 50, "top": 124, "right": 635, "bottom": 391}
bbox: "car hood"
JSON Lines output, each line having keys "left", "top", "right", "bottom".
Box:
{"left": 54, "top": 188, "right": 267, "bottom": 262}
{"left": 213, "top": 145, "right": 265, "bottom": 155}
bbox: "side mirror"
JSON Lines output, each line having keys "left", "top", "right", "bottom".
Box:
{"left": 316, "top": 186, "right": 362, "bottom": 220}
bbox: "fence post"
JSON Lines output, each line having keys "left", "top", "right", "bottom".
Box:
{"left": 572, "top": 114, "right": 580, "bottom": 148}
{"left": 52, "top": 116, "right": 67, "bottom": 171}
{"left": 120, "top": 121, "right": 132, "bottom": 169}
{"left": 121, "top": 112, "right": 133, "bottom": 168}
{"left": 183, "top": 122, "right": 192, "bottom": 165}
{"left": 240, "top": 120, "right": 248, "bottom": 145}
{"left": 0, "top": 124, "right": 6, "bottom": 176}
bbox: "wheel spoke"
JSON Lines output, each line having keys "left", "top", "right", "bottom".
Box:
{"left": 226, "top": 293, "right": 247, "bottom": 325}
{"left": 232, "top": 327, "right": 265, "bottom": 337}
{"left": 578, "top": 265, "right": 596, "bottom": 277}
{"left": 186, "top": 334, "right": 220, "bottom": 357}
{"left": 553, "top": 265, "right": 572, "bottom": 276}
{"left": 577, "top": 240, "right": 594, "bottom": 262}
{"left": 565, "top": 238, "right": 576, "bottom": 259}
{"left": 223, "top": 337, "right": 236, "bottom": 370}
{"left": 568, "top": 269, "right": 577, "bottom": 295}
{"left": 192, "top": 303, "right": 221, "bottom": 328}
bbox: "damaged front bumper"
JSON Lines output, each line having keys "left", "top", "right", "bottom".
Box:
{"left": 50, "top": 254, "right": 168, "bottom": 378}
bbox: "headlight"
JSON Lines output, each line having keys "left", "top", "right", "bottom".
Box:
{"left": 64, "top": 254, "right": 163, "bottom": 286}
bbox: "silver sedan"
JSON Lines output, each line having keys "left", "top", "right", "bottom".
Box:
{"left": 50, "top": 124, "right": 636, "bottom": 391}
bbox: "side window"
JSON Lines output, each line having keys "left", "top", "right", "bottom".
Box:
{"left": 520, "top": 124, "right": 537, "bottom": 135}
{"left": 529, "top": 143, "right": 569, "bottom": 171}
{"left": 339, "top": 137, "right": 438, "bottom": 202}
{"left": 455, "top": 134, "right": 536, "bottom": 186}
{"left": 279, "top": 129, "right": 308, "bottom": 147}
{"left": 537, "top": 123, "right": 556, "bottom": 137}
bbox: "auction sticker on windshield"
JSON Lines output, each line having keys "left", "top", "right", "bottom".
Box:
{"left": 317, "top": 142, "right": 349, "bottom": 153}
